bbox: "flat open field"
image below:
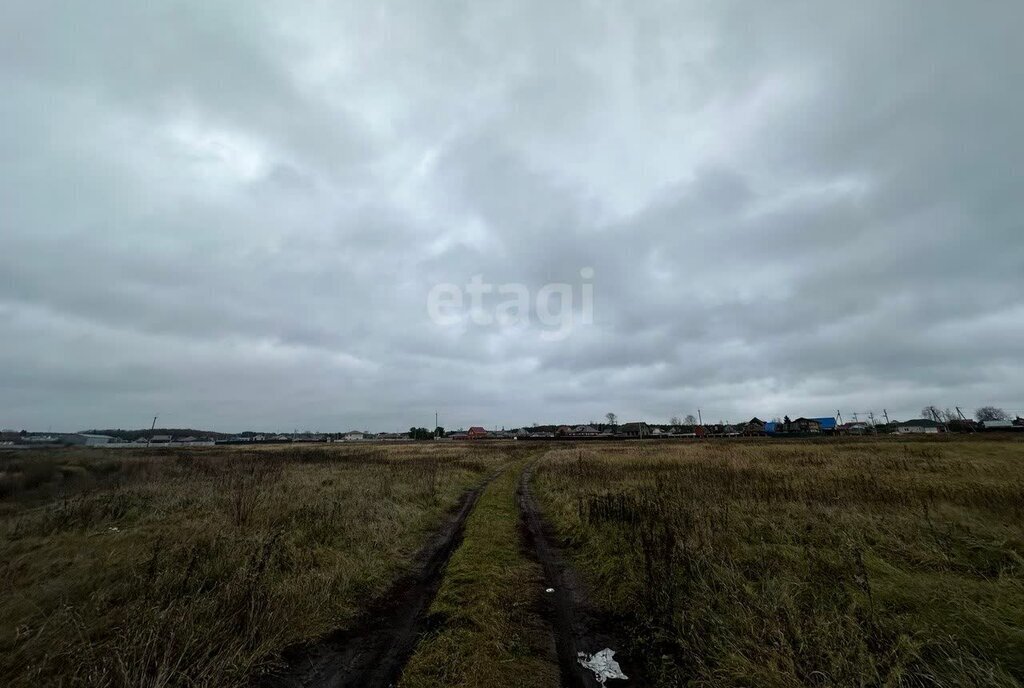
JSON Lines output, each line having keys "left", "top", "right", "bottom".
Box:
{"left": 0, "top": 443, "right": 512, "bottom": 687}
{"left": 2, "top": 437, "right": 1023, "bottom": 687}
{"left": 535, "top": 438, "right": 1024, "bottom": 687}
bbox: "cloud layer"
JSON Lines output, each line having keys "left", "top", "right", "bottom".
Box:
{"left": 3, "top": 1, "right": 1022, "bottom": 431}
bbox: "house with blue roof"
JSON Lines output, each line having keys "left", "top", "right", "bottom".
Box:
{"left": 762, "top": 417, "right": 837, "bottom": 434}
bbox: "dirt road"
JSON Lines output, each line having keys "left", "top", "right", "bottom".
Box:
{"left": 260, "top": 471, "right": 499, "bottom": 688}
{"left": 262, "top": 456, "right": 638, "bottom": 688}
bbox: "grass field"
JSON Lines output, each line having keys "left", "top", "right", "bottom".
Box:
{"left": 2, "top": 437, "right": 1023, "bottom": 687}
{"left": 534, "top": 437, "right": 1024, "bottom": 687}
{"left": 399, "top": 455, "right": 559, "bottom": 688}
{"left": 0, "top": 443, "right": 505, "bottom": 687}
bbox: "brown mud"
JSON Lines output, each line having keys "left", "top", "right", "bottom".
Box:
{"left": 517, "top": 461, "right": 644, "bottom": 687}
{"left": 259, "top": 472, "right": 498, "bottom": 688}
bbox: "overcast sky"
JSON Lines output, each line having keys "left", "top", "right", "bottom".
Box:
{"left": 2, "top": 1, "right": 1023, "bottom": 432}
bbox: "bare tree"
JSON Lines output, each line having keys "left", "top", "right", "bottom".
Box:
{"left": 975, "top": 406, "right": 1008, "bottom": 422}
{"left": 670, "top": 416, "right": 681, "bottom": 426}
{"left": 921, "top": 405, "right": 942, "bottom": 421}
{"left": 684, "top": 414, "right": 697, "bottom": 425}
{"left": 605, "top": 412, "right": 617, "bottom": 426}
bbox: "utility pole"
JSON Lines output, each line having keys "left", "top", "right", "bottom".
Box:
{"left": 883, "top": 409, "right": 890, "bottom": 425}
{"left": 853, "top": 412, "right": 859, "bottom": 423}
{"left": 147, "top": 415, "right": 157, "bottom": 447}
{"left": 929, "top": 408, "right": 948, "bottom": 435}
{"left": 697, "top": 409, "right": 703, "bottom": 426}
{"left": 836, "top": 410, "right": 844, "bottom": 425}
{"left": 956, "top": 406, "right": 975, "bottom": 433}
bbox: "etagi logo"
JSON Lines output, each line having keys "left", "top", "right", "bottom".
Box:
{"left": 427, "top": 268, "right": 594, "bottom": 341}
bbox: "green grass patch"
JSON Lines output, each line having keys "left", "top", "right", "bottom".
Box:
{"left": 399, "top": 460, "right": 559, "bottom": 688}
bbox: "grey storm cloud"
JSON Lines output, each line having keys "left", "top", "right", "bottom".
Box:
{"left": 2, "top": 0, "right": 1022, "bottom": 432}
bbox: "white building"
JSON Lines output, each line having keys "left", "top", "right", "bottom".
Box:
{"left": 895, "top": 419, "right": 941, "bottom": 434}
{"left": 75, "top": 433, "right": 114, "bottom": 446}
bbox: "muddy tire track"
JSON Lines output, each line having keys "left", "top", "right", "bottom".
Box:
{"left": 518, "top": 462, "right": 643, "bottom": 687}
{"left": 259, "top": 471, "right": 500, "bottom": 688}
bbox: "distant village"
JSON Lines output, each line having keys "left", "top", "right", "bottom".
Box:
{"left": 3, "top": 408, "right": 1021, "bottom": 448}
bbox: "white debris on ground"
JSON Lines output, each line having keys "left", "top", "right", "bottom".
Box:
{"left": 545, "top": 588, "right": 555, "bottom": 593}
{"left": 578, "top": 648, "right": 628, "bottom": 685}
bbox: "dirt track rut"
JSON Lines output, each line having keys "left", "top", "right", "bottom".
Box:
{"left": 259, "top": 471, "right": 498, "bottom": 688}
{"left": 263, "top": 457, "right": 638, "bottom": 688}
{"left": 518, "top": 461, "right": 641, "bottom": 687}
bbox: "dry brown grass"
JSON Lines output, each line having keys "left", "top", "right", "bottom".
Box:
{"left": 535, "top": 437, "right": 1024, "bottom": 687}
{"left": 0, "top": 443, "right": 505, "bottom": 687}
{"left": 6, "top": 437, "right": 1022, "bottom": 687}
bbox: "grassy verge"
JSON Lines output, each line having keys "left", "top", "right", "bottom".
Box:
{"left": 399, "top": 459, "right": 559, "bottom": 688}
{"left": 534, "top": 438, "right": 1024, "bottom": 687}
{"left": 0, "top": 443, "right": 505, "bottom": 687}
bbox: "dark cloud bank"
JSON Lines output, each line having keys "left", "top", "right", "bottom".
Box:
{"left": 2, "top": 1, "right": 1022, "bottom": 431}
